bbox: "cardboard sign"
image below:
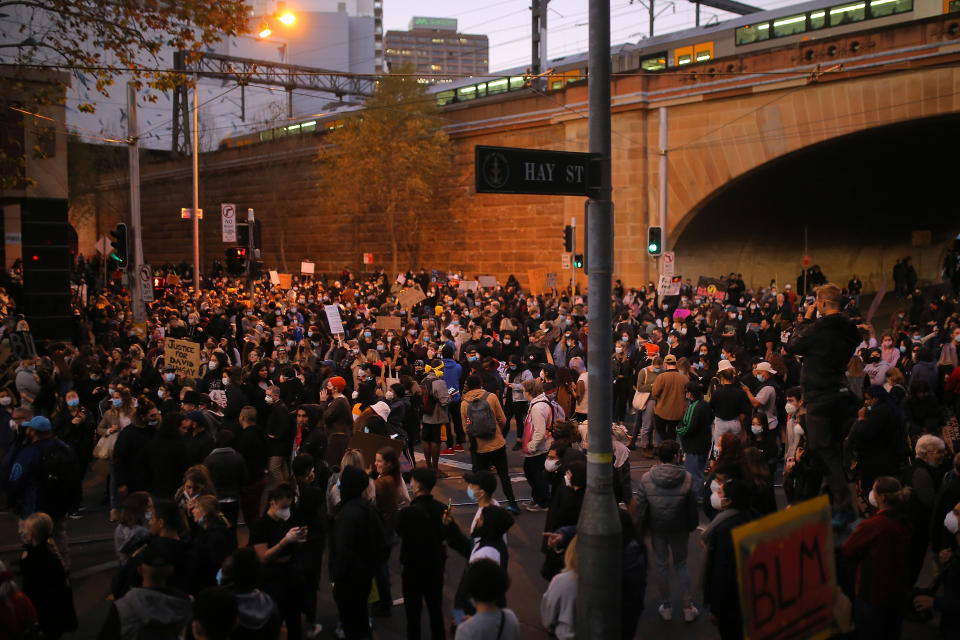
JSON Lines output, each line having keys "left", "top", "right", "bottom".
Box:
{"left": 324, "top": 304, "right": 345, "bottom": 335}
{"left": 658, "top": 276, "right": 681, "bottom": 296}
{"left": 732, "top": 495, "right": 836, "bottom": 640}
{"left": 697, "top": 276, "right": 728, "bottom": 303}
{"left": 478, "top": 275, "right": 497, "bottom": 288}
{"left": 546, "top": 272, "right": 558, "bottom": 289}
{"left": 8, "top": 331, "right": 36, "bottom": 359}
{"left": 527, "top": 268, "right": 550, "bottom": 295}
{"left": 278, "top": 273, "right": 292, "bottom": 289}
{"left": 300, "top": 262, "right": 315, "bottom": 274}
{"left": 165, "top": 338, "right": 203, "bottom": 379}
{"left": 375, "top": 315, "right": 402, "bottom": 330}
{"left": 269, "top": 270, "right": 281, "bottom": 286}
{"left": 459, "top": 280, "right": 479, "bottom": 292}
{"left": 397, "top": 286, "right": 426, "bottom": 308}
{"left": 221, "top": 203, "right": 237, "bottom": 243}
{"left": 167, "top": 274, "right": 180, "bottom": 286}
{"left": 347, "top": 431, "right": 403, "bottom": 468}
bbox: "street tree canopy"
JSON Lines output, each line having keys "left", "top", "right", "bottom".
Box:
{"left": 316, "top": 68, "right": 454, "bottom": 274}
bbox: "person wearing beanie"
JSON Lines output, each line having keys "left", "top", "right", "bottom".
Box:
{"left": 332, "top": 465, "right": 388, "bottom": 639}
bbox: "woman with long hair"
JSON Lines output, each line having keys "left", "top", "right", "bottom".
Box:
{"left": 370, "top": 446, "right": 409, "bottom": 617}
{"left": 19, "top": 512, "right": 77, "bottom": 639}
{"left": 0, "top": 559, "right": 38, "bottom": 637}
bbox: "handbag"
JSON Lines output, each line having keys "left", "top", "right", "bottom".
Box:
{"left": 632, "top": 391, "right": 650, "bottom": 412}
{"left": 93, "top": 431, "right": 118, "bottom": 460}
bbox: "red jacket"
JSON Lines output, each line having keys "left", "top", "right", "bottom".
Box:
{"left": 841, "top": 510, "right": 911, "bottom": 607}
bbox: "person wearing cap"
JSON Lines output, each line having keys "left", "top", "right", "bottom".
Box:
{"left": 629, "top": 349, "right": 661, "bottom": 451}
{"left": 650, "top": 355, "right": 688, "bottom": 444}
{"left": 742, "top": 361, "right": 782, "bottom": 435}
{"left": 98, "top": 539, "right": 192, "bottom": 640}
{"left": 7, "top": 415, "right": 78, "bottom": 528}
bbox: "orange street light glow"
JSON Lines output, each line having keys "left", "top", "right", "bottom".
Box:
{"left": 279, "top": 12, "right": 295, "bottom": 25}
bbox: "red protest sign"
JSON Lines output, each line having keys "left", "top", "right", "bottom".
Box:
{"left": 732, "top": 495, "right": 836, "bottom": 640}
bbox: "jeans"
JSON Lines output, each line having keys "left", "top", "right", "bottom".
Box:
{"left": 629, "top": 399, "right": 656, "bottom": 448}
{"left": 654, "top": 415, "right": 678, "bottom": 445}
{"left": 448, "top": 400, "right": 464, "bottom": 447}
{"left": 505, "top": 400, "right": 528, "bottom": 440}
{"left": 650, "top": 530, "right": 693, "bottom": 606}
{"left": 805, "top": 390, "right": 855, "bottom": 514}
{"left": 474, "top": 446, "right": 518, "bottom": 507}
{"left": 684, "top": 453, "right": 707, "bottom": 500}
{"left": 402, "top": 568, "right": 445, "bottom": 639}
{"left": 523, "top": 453, "right": 550, "bottom": 507}
{"left": 334, "top": 575, "right": 373, "bottom": 639}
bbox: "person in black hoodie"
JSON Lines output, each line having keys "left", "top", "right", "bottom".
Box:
{"left": 678, "top": 381, "right": 713, "bottom": 498}
{"left": 395, "top": 467, "right": 447, "bottom": 640}
{"left": 264, "top": 386, "right": 292, "bottom": 490}
{"left": 332, "top": 464, "right": 388, "bottom": 640}
{"left": 291, "top": 454, "right": 327, "bottom": 639}
{"left": 114, "top": 401, "right": 158, "bottom": 499}
{"left": 203, "top": 430, "right": 248, "bottom": 528}
{"left": 541, "top": 460, "right": 586, "bottom": 581}
{"left": 147, "top": 414, "right": 189, "bottom": 500}
{"left": 189, "top": 495, "right": 237, "bottom": 590}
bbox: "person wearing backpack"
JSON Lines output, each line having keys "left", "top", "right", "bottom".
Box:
{"left": 522, "top": 379, "right": 553, "bottom": 512}
{"left": 461, "top": 375, "right": 520, "bottom": 514}
{"left": 420, "top": 360, "right": 451, "bottom": 476}
{"left": 6, "top": 416, "right": 78, "bottom": 564}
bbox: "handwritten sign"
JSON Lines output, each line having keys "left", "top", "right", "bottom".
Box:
{"left": 375, "top": 315, "right": 402, "bottom": 330}
{"left": 300, "top": 262, "right": 315, "bottom": 274}
{"left": 546, "top": 272, "right": 558, "bottom": 289}
{"left": 658, "top": 276, "right": 681, "bottom": 297}
{"left": 459, "top": 280, "right": 479, "bottom": 292}
{"left": 269, "top": 270, "right": 280, "bottom": 286}
{"left": 324, "top": 304, "right": 345, "bottom": 335}
{"left": 732, "top": 494, "right": 836, "bottom": 640}
{"left": 165, "top": 338, "right": 203, "bottom": 379}
{"left": 478, "top": 275, "right": 497, "bottom": 288}
{"left": 8, "top": 331, "right": 36, "bottom": 359}
{"left": 397, "top": 286, "right": 426, "bottom": 309}
{"left": 278, "top": 273, "right": 292, "bottom": 289}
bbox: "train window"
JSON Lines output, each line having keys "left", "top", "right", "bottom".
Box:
{"left": 674, "top": 45, "right": 693, "bottom": 65}
{"left": 810, "top": 10, "right": 827, "bottom": 29}
{"left": 694, "top": 42, "right": 714, "bottom": 61}
{"left": 487, "top": 78, "right": 509, "bottom": 95}
{"left": 436, "top": 90, "right": 455, "bottom": 106}
{"left": 551, "top": 79, "right": 563, "bottom": 90}
{"left": 510, "top": 76, "right": 526, "bottom": 90}
{"left": 301, "top": 120, "right": 317, "bottom": 133}
{"left": 735, "top": 23, "right": 770, "bottom": 45}
{"left": 829, "top": 2, "right": 866, "bottom": 26}
{"left": 869, "top": 0, "right": 912, "bottom": 17}
{"left": 456, "top": 85, "right": 478, "bottom": 101}
{"left": 641, "top": 53, "right": 667, "bottom": 71}
{"left": 696, "top": 51, "right": 711, "bottom": 62}
{"left": 772, "top": 14, "right": 807, "bottom": 37}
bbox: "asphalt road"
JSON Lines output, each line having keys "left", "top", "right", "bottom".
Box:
{"left": 0, "top": 433, "right": 943, "bottom": 640}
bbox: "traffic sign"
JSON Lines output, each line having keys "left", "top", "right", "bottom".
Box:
{"left": 662, "top": 251, "right": 675, "bottom": 277}
{"left": 561, "top": 253, "right": 571, "bottom": 270}
{"left": 138, "top": 264, "right": 154, "bottom": 303}
{"left": 221, "top": 203, "right": 237, "bottom": 243}
{"left": 475, "top": 145, "right": 601, "bottom": 196}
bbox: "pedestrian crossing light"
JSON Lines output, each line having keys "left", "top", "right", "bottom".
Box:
{"left": 574, "top": 253, "right": 584, "bottom": 269}
{"left": 109, "top": 223, "right": 129, "bottom": 269}
{"left": 647, "top": 226, "right": 662, "bottom": 256}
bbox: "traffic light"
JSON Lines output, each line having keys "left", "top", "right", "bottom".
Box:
{"left": 109, "top": 223, "right": 129, "bottom": 269}
{"left": 152, "top": 275, "right": 166, "bottom": 294}
{"left": 563, "top": 225, "right": 574, "bottom": 252}
{"left": 225, "top": 247, "right": 247, "bottom": 275}
{"left": 647, "top": 226, "right": 663, "bottom": 256}
{"left": 574, "top": 253, "right": 584, "bottom": 269}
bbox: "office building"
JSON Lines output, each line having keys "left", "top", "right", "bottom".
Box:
{"left": 385, "top": 17, "right": 488, "bottom": 83}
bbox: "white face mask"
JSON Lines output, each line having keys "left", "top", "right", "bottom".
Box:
{"left": 385, "top": 391, "right": 395, "bottom": 400}
{"left": 0, "top": 396, "right": 11, "bottom": 406}
{"left": 564, "top": 473, "right": 572, "bottom": 488}
{"left": 710, "top": 479, "right": 721, "bottom": 494}
{"left": 544, "top": 458, "right": 560, "bottom": 472}
{"left": 208, "top": 360, "right": 218, "bottom": 370}
{"left": 785, "top": 402, "right": 797, "bottom": 415}
{"left": 751, "top": 425, "right": 763, "bottom": 435}
{"left": 868, "top": 489, "right": 878, "bottom": 508}
{"left": 710, "top": 492, "right": 723, "bottom": 511}
{"left": 945, "top": 511, "right": 960, "bottom": 535}
{"left": 275, "top": 507, "right": 291, "bottom": 521}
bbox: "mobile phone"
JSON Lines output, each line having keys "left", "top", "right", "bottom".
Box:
{"left": 447, "top": 498, "right": 453, "bottom": 511}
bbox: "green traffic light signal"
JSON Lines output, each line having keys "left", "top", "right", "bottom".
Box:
{"left": 574, "top": 253, "right": 584, "bottom": 269}
{"left": 648, "top": 242, "right": 659, "bottom": 253}
{"left": 647, "top": 226, "right": 662, "bottom": 256}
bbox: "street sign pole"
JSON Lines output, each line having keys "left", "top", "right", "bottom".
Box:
{"left": 247, "top": 208, "right": 256, "bottom": 298}
{"left": 577, "top": 1, "right": 621, "bottom": 638}
{"left": 570, "top": 216, "right": 576, "bottom": 295}
{"left": 127, "top": 83, "right": 146, "bottom": 326}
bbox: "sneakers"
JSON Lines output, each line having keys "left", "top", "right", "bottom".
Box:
{"left": 683, "top": 603, "right": 700, "bottom": 622}
{"left": 439, "top": 448, "right": 456, "bottom": 456}
{"left": 453, "top": 444, "right": 464, "bottom": 452}
{"left": 658, "top": 603, "right": 672, "bottom": 621}
{"left": 505, "top": 504, "right": 521, "bottom": 515}
{"left": 524, "top": 503, "right": 545, "bottom": 513}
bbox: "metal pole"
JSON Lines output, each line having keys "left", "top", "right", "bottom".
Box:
{"left": 127, "top": 83, "right": 145, "bottom": 326}
{"left": 659, "top": 106, "right": 668, "bottom": 251}
{"left": 247, "top": 208, "right": 256, "bottom": 298}
{"left": 576, "top": 0, "right": 621, "bottom": 638}
{"left": 192, "top": 86, "right": 200, "bottom": 289}
{"left": 571, "top": 216, "right": 576, "bottom": 295}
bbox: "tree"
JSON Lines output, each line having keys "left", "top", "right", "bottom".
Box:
{"left": 316, "top": 68, "right": 454, "bottom": 275}
{"left": 0, "top": 0, "right": 250, "bottom": 190}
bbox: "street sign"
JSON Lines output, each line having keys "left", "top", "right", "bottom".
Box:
{"left": 181, "top": 208, "right": 203, "bottom": 220}
{"left": 362, "top": 253, "right": 373, "bottom": 265}
{"left": 561, "top": 253, "right": 572, "bottom": 270}
{"left": 138, "top": 264, "right": 154, "bottom": 303}
{"left": 475, "top": 145, "right": 601, "bottom": 196}
{"left": 662, "top": 251, "right": 675, "bottom": 278}
{"left": 221, "top": 203, "right": 237, "bottom": 243}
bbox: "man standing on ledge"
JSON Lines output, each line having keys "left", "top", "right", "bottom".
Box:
{"left": 786, "top": 283, "right": 861, "bottom": 527}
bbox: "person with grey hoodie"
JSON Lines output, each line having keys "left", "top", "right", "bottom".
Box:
{"left": 635, "top": 440, "right": 700, "bottom": 624}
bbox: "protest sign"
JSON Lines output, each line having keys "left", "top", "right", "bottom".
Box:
{"left": 658, "top": 276, "right": 682, "bottom": 297}
{"left": 527, "top": 268, "right": 550, "bottom": 294}
{"left": 269, "top": 270, "right": 280, "bottom": 286}
{"left": 430, "top": 270, "right": 445, "bottom": 283}
{"left": 300, "top": 262, "right": 315, "bottom": 274}
{"left": 546, "top": 272, "right": 558, "bottom": 289}
{"left": 278, "top": 273, "right": 292, "bottom": 289}
{"left": 459, "top": 280, "right": 479, "bottom": 292}
{"left": 324, "top": 305, "right": 345, "bottom": 335}
{"left": 732, "top": 494, "right": 836, "bottom": 640}
{"left": 165, "top": 338, "right": 203, "bottom": 378}
{"left": 697, "top": 276, "right": 728, "bottom": 303}
{"left": 478, "top": 275, "right": 497, "bottom": 288}
{"left": 375, "top": 315, "right": 402, "bottom": 330}
{"left": 397, "top": 286, "right": 426, "bottom": 308}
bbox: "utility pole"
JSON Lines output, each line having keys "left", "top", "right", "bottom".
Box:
{"left": 247, "top": 208, "right": 256, "bottom": 298}
{"left": 576, "top": 0, "right": 621, "bottom": 638}
{"left": 192, "top": 86, "right": 201, "bottom": 289}
{"left": 570, "top": 216, "right": 576, "bottom": 295}
{"left": 531, "top": 0, "right": 550, "bottom": 75}
{"left": 127, "top": 83, "right": 145, "bottom": 326}
{"left": 659, "top": 106, "right": 669, "bottom": 263}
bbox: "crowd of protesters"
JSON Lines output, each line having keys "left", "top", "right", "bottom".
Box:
{"left": 0, "top": 260, "right": 959, "bottom": 640}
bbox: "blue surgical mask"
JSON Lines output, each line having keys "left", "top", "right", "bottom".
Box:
{"left": 468, "top": 355, "right": 478, "bottom": 362}
{"left": 112, "top": 398, "right": 123, "bottom": 408}
{"left": 756, "top": 374, "right": 764, "bottom": 382}
{"left": 67, "top": 397, "right": 80, "bottom": 407}
{"left": 364, "top": 331, "right": 372, "bottom": 338}
{"left": 720, "top": 353, "right": 727, "bottom": 360}
{"left": 467, "top": 486, "right": 476, "bottom": 501}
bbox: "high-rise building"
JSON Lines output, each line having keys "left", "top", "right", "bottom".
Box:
{"left": 385, "top": 17, "right": 488, "bottom": 84}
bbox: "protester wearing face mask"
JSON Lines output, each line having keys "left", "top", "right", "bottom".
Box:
{"left": 251, "top": 483, "right": 307, "bottom": 640}
{"left": 842, "top": 476, "right": 913, "bottom": 640}
{"left": 612, "top": 338, "right": 635, "bottom": 425}
{"left": 629, "top": 348, "right": 662, "bottom": 452}
{"left": 541, "top": 460, "right": 586, "bottom": 582}
{"left": 913, "top": 499, "right": 960, "bottom": 638}
{"left": 113, "top": 400, "right": 160, "bottom": 502}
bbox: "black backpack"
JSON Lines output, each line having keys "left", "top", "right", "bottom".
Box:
{"left": 762, "top": 379, "right": 787, "bottom": 429}
{"left": 465, "top": 392, "right": 497, "bottom": 440}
